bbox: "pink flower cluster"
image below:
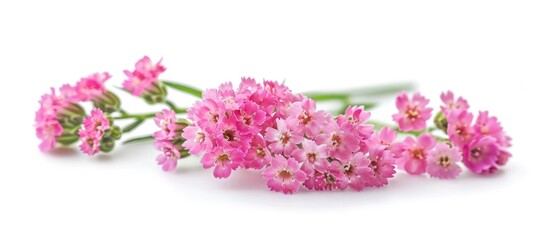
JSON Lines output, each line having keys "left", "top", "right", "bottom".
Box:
{"left": 153, "top": 110, "right": 189, "bottom": 171}
{"left": 179, "top": 78, "right": 399, "bottom": 194}
{"left": 35, "top": 73, "right": 111, "bottom": 152}
{"left": 392, "top": 91, "right": 512, "bottom": 178}
{"left": 78, "top": 109, "right": 110, "bottom": 155}
{"left": 123, "top": 56, "right": 166, "bottom": 96}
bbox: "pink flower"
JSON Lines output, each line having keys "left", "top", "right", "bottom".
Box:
{"left": 447, "top": 110, "right": 474, "bottom": 149}
{"left": 78, "top": 129, "right": 101, "bottom": 155}
{"left": 263, "top": 80, "right": 294, "bottom": 103}
{"left": 337, "top": 106, "right": 374, "bottom": 139}
{"left": 335, "top": 152, "right": 372, "bottom": 191}
{"left": 237, "top": 77, "right": 261, "bottom": 96}
{"left": 153, "top": 109, "right": 178, "bottom": 140}
{"left": 59, "top": 84, "right": 80, "bottom": 103}
{"left": 265, "top": 119, "right": 303, "bottom": 156}
{"left": 82, "top": 108, "right": 110, "bottom": 134}
{"left": 291, "top": 139, "right": 328, "bottom": 175}
{"left": 368, "top": 127, "right": 401, "bottom": 157}
{"left": 392, "top": 92, "right": 433, "bottom": 131}
{"left": 202, "top": 82, "right": 243, "bottom": 111}
{"left": 462, "top": 136, "right": 499, "bottom": 174}
{"left": 243, "top": 136, "right": 272, "bottom": 169}
{"left": 395, "top": 133, "right": 436, "bottom": 175}
{"left": 201, "top": 147, "right": 244, "bottom": 178}
{"left": 496, "top": 149, "right": 511, "bottom": 166}
{"left": 123, "top": 71, "right": 154, "bottom": 96}
{"left": 190, "top": 98, "right": 224, "bottom": 128}
{"left": 426, "top": 143, "right": 462, "bottom": 179}
{"left": 35, "top": 89, "right": 65, "bottom": 152}
{"left": 233, "top": 101, "right": 266, "bottom": 134}
{"left": 75, "top": 72, "right": 110, "bottom": 101}
{"left": 440, "top": 91, "right": 469, "bottom": 114}
{"left": 155, "top": 140, "right": 181, "bottom": 172}
{"left": 214, "top": 116, "right": 251, "bottom": 151}
{"left": 262, "top": 155, "right": 307, "bottom": 194}
{"left": 78, "top": 109, "right": 110, "bottom": 156}
{"left": 135, "top": 56, "right": 166, "bottom": 79}
{"left": 286, "top": 98, "right": 326, "bottom": 137}
{"left": 36, "top": 88, "right": 64, "bottom": 119}
{"left": 35, "top": 116, "right": 63, "bottom": 152}
{"left": 316, "top": 125, "right": 360, "bottom": 160}
{"left": 365, "top": 146, "right": 396, "bottom": 187}
{"left": 181, "top": 125, "right": 213, "bottom": 155}
{"left": 123, "top": 56, "right": 166, "bottom": 96}
{"left": 312, "top": 159, "right": 343, "bottom": 191}
{"left": 474, "top": 111, "right": 503, "bottom": 138}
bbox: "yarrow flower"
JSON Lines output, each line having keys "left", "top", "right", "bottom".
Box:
{"left": 153, "top": 109, "right": 189, "bottom": 171}
{"left": 392, "top": 92, "right": 433, "bottom": 132}
{"left": 75, "top": 72, "right": 111, "bottom": 101}
{"left": 262, "top": 155, "right": 307, "bottom": 194}
{"left": 365, "top": 146, "right": 396, "bottom": 188}
{"left": 426, "top": 143, "right": 462, "bottom": 179}
{"left": 35, "top": 115, "right": 63, "bottom": 152}
{"left": 395, "top": 133, "right": 436, "bottom": 175}
{"left": 390, "top": 90, "right": 512, "bottom": 179}
{"left": 78, "top": 109, "right": 110, "bottom": 155}
{"left": 202, "top": 147, "right": 244, "bottom": 178}
{"left": 123, "top": 56, "right": 166, "bottom": 97}
{"left": 35, "top": 70, "right": 120, "bottom": 153}
{"left": 35, "top": 56, "right": 513, "bottom": 194}
{"left": 181, "top": 78, "right": 399, "bottom": 193}
{"left": 462, "top": 136, "right": 499, "bottom": 174}
{"left": 35, "top": 87, "right": 86, "bottom": 152}
{"left": 438, "top": 91, "right": 511, "bottom": 175}
{"left": 440, "top": 91, "right": 469, "bottom": 114}
{"left": 155, "top": 140, "right": 182, "bottom": 172}
{"left": 334, "top": 152, "right": 372, "bottom": 191}
{"left": 183, "top": 78, "right": 303, "bottom": 177}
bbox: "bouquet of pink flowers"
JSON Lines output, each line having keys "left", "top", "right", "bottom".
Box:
{"left": 36, "top": 56, "right": 512, "bottom": 194}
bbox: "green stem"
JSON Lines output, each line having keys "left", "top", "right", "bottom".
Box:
{"left": 368, "top": 120, "right": 438, "bottom": 137}
{"left": 113, "top": 108, "right": 187, "bottom": 120}
{"left": 165, "top": 100, "right": 178, "bottom": 110}
{"left": 162, "top": 80, "right": 203, "bottom": 98}
{"left": 123, "top": 135, "right": 155, "bottom": 144}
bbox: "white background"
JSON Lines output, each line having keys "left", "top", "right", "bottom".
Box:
{"left": 1, "top": 0, "right": 548, "bottom": 239}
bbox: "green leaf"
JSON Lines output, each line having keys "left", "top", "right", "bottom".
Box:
{"left": 123, "top": 135, "right": 154, "bottom": 144}
{"left": 338, "top": 102, "right": 377, "bottom": 114}
{"left": 303, "top": 82, "right": 415, "bottom": 100}
{"left": 123, "top": 119, "right": 145, "bottom": 133}
{"left": 354, "top": 102, "right": 376, "bottom": 110}
{"left": 163, "top": 81, "right": 203, "bottom": 98}
{"left": 346, "top": 82, "right": 415, "bottom": 97}
{"left": 306, "top": 93, "right": 348, "bottom": 102}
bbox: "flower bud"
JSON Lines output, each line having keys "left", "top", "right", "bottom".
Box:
{"left": 99, "top": 138, "right": 115, "bottom": 152}
{"left": 142, "top": 82, "right": 167, "bottom": 104}
{"left": 56, "top": 130, "right": 80, "bottom": 145}
{"left": 434, "top": 111, "right": 448, "bottom": 132}
{"left": 56, "top": 103, "right": 86, "bottom": 130}
{"left": 99, "top": 126, "right": 121, "bottom": 153}
{"left": 92, "top": 91, "right": 121, "bottom": 113}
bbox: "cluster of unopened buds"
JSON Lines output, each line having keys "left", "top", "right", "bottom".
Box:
{"left": 36, "top": 56, "right": 512, "bottom": 194}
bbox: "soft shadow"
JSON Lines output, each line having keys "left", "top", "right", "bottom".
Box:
{"left": 46, "top": 147, "right": 80, "bottom": 159}
{"left": 96, "top": 154, "right": 113, "bottom": 161}
{"left": 46, "top": 147, "right": 79, "bottom": 157}
{"left": 460, "top": 169, "right": 506, "bottom": 180}
{"left": 173, "top": 163, "right": 204, "bottom": 174}
{"left": 224, "top": 170, "right": 267, "bottom": 191}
